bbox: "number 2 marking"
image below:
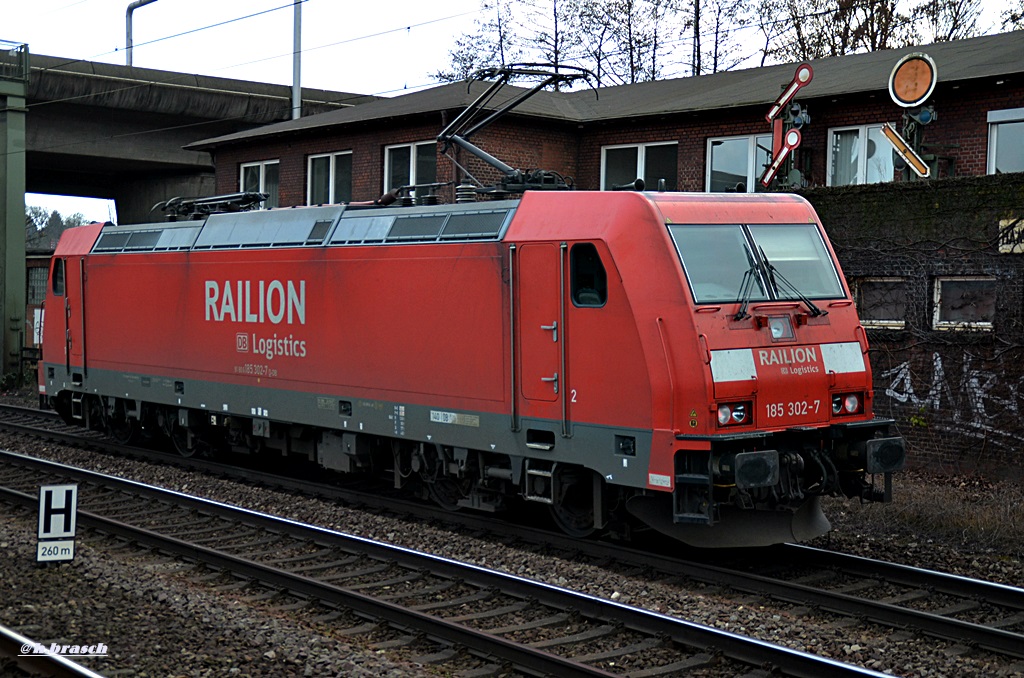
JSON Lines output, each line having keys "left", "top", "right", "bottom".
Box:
{"left": 571, "top": 389, "right": 578, "bottom": 403}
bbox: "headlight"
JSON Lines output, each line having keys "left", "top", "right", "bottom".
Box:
{"left": 718, "top": 405, "right": 732, "bottom": 425}
{"left": 832, "top": 392, "right": 863, "bottom": 416}
{"left": 717, "top": 402, "right": 751, "bottom": 427}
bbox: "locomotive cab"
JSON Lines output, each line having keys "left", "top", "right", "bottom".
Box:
{"left": 621, "top": 193, "right": 905, "bottom": 547}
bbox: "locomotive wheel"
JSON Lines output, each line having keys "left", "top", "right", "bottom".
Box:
{"left": 170, "top": 422, "right": 196, "bottom": 457}
{"left": 106, "top": 399, "right": 138, "bottom": 444}
{"left": 428, "top": 478, "right": 467, "bottom": 512}
{"left": 420, "top": 444, "right": 469, "bottom": 511}
{"left": 549, "top": 465, "right": 596, "bottom": 538}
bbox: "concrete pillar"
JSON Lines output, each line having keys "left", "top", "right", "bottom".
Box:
{"left": 0, "top": 46, "right": 28, "bottom": 377}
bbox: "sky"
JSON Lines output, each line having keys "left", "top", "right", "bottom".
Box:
{"left": 5, "top": 0, "right": 1013, "bottom": 222}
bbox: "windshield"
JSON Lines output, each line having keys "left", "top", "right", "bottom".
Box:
{"left": 670, "top": 223, "right": 845, "bottom": 304}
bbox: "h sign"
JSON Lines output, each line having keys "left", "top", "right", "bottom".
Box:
{"left": 38, "top": 485, "right": 78, "bottom": 539}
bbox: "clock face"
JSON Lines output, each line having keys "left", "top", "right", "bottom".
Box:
{"left": 889, "top": 53, "right": 937, "bottom": 108}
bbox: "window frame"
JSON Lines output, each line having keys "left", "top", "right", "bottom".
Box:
{"left": 28, "top": 266, "right": 48, "bottom": 305}
{"left": 570, "top": 242, "right": 608, "bottom": 308}
{"left": 931, "top": 276, "right": 996, "bottom": 332}
{"left": 987, "top": 107, "right": 1024, "bottom": 175}
{"left": 384, "top": 140, "right": 437, "bottom": 194}
{"left": 600, "top": 141, "right": 678, "bottom": 191}
{"left": 51, "top": 259, "right": 65, "bottom": 297}
{"left": 239, "top": 160, "right": 280, "bottom": 209}
{"left": 826, "top": 123, "right": 896, "bottom": 186}
{"left": 705, "top": 134, "right": 773, "bottom": 193}
{"left": 852, "top": 276, "right": 907, "bottom": 330}
{"left": 307, "top": 151, "right": 353, "bottom": 205}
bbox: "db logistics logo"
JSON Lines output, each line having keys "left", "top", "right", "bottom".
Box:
{"left": 236, "top": 333, "right": 249, "bottom": 353}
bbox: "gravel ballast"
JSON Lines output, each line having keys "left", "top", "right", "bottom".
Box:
{"left": 1, "top": 399, "right": 1023, "bottom": 676}
{"left": 0, "top": 510, "right": 431, "bottom": 677}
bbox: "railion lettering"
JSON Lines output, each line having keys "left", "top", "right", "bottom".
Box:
{"left": 757, "top": 346, "right": 818, "bottom": 366}
{"left": 205, "top": 280, "right": 306, "bottom": 325}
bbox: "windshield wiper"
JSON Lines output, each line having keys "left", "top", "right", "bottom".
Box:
{"left": 734, "top": 245, "right": 762, "bottom": 321}
{"left": 759, "top": 247, "right": 827, "bottom": 317}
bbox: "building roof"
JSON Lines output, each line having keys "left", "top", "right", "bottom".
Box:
{"left": 567, "top": 29, "right": 1023, "bottom": 121}
{"left": 187, "top": 29, "right": 1024, "bottom": 149}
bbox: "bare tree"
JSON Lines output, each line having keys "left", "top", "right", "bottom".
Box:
{"left": 1001, "top": 0, "right": 1024, "bottom": 30}
{"left": 703, "top": 0, "right": 747, "bottom": 73}
{"left": 686, "top": 0, "right": 746, "bottom": 76}
{"left": 577, "top": 0, "right": 617, "bottom": 84}
{"left": 606, "top": 0, "right": 659, "bottom": 83}
{"left": 853, "top": 0, "right": 917, "bottom": 51}
{"left": 691, "top": 0, "right": 702, "bottom": 74}
{"left": 749, "top": 0, "right": 793, "bottom": 66}
{"left": 434, "top": 0, "right": 522, "bottom": 82}
{"left": 575, "top": 0, "right": 679, "bottom": 85}
{"left": 772, "top": 0, "right": 854, "bottom": 61}
{"left": 772, "top": 0, "right": 915, "bottom": 61}
{"left": 912, "top": 0, "right": 982, "bottom": 41}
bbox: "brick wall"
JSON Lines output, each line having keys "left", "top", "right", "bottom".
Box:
{"left": 799, "top": 173, "right": 1024, "bottom": 476}
{"left": 211, "top": 76, "right": 1020, "bottom": 200}
{"left": 213, "top": 115, "right": 578, "bottom": 204}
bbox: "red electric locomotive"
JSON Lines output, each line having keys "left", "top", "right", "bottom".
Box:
{"left": 38, "top": 66, "right": 904, "bottom": 548}
{"left": 38, "top": 186, "right": 904, "bottom": 547}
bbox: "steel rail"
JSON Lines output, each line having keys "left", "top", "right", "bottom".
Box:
{"left": 0, "top": 622, "right": 107, "bottom": 678}
{"left": 7, "top": 407, "right": 1023, "bottom": 660}
{"left": 0, "top": 449, "right": 889, "bottom": 678}
{"left": 780, "top": 542, "right": 1024, "bottom": 610}
{"left": 0, "top": 470, "right": 612, "bottom": 678}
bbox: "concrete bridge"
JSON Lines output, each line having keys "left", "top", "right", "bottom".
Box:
{"left": 25, "top": 53, "right": 375, "bottom": 223}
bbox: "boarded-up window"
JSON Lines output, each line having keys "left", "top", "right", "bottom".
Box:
{"left": 932, "top": 277, "right": 996, "bottom": 331}
{"left": 854, "top": 277, "right": 907, "bottom": 329}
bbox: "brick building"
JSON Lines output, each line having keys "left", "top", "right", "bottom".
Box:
{"left": 189, "top": 30, "right": 1024, "bottom": 473}
{"left": 190, "top": 30, "right": 1022, "bottom": 201}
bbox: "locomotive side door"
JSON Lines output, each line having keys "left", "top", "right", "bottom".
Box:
{"left": 516, "top": 243, "right": 563, "bottom": 410}
{"left": 62, "top": 256, "right": 87, "bottom": 374}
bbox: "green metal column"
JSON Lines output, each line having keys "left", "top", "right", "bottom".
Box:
{"left": 0, "top": 43, "right": 29, "bottom": 377}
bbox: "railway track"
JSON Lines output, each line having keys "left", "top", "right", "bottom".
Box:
{"left": 3, "top": 403, "right": 1024, "bottom": 671}
{"left": 0, "top": 622, "right": 106, "bottom": 678}
{"left": 0, "top": 448, "right": 894, "bottom": 677}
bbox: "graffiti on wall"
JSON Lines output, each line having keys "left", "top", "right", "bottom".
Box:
{"left": 881, "top": 352, "right": 1024, "bottom": 449}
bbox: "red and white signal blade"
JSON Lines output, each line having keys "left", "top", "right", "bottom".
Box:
{"left": 760, "top": 128, "right": 801, "bottom": 188}
{"left": 766, "top": 63, "right": 813, "bottom": 123}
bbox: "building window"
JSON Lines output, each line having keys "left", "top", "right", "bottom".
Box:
{"left": 28, "top": 267, "right": 48, "bottom": 305}
{"left": 706, "top": 135, "right": 772, "bottom": 193}
{"left": 240, "top": 160, "right": 280, "bottom": 208}
{"left": 853, "top": 277, "right": 907, "bottom": 329}
{"left": 601, "top": 142, "right": 678, "bottom": 191}
{"left": 827, "top": 125, "right": 894, "bottom": 186}
{"left": 308, "top": 152, "right": 353, "bottom": 205}
{"left": 988, "top": 108, "right": 1024, "bottom": 175}
{"left": 932, "top": 276, "right": 996, "bottom": 331}
{"left": 385, "top": 141, "right": 437, "bottom": 195}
